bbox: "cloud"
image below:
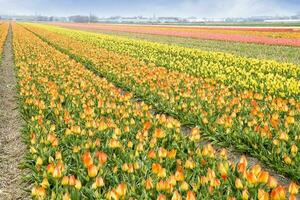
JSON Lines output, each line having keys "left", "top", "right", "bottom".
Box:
{"left": 0, "top": 0, "right": 298, "bottom": 17}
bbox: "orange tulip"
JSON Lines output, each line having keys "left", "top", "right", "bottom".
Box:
{"left": 158, "top": 147, "right": 168, "bottom": 158}
{"left": 152, "top": 163, "right": 162, "bottom": 174}
{"left": 116, "top": 183, "right": 127, "bottom": 197}
{"left": 47, "top": 163, "right": 54, "bottom": 174}
{"left": 268, "top": 176, "right": 278, "bottom": 189}
{"left": 186, "top": 191, "right": 196, "bottom": 200}
{"left": 82, "top": 152, "right": 93, "bottom": 167}
{"left": 95, "top": 151, "right": 108, "bottom": 165}
{"left": 271, "top": 186, "right": 286, "bottom": 200}
{"left": 69, "top": 175, "right": 76, "bottom": 186}
{"left": 88, "top": 164, "right": 98, "bottom": 177}
{"left": 154, "top": 128, "right": 165, "bottom": 138}
{"left": 53, "top": 166, "right": 62, "bottom": 178}
{"left": 92, "top": 176, "right": 105, "bottom": 189}
{"left": 246, "top": 172, "right": 257, "bottom": 185}
{"left": 167, "top": 149, "right": 177, "bottom": 159}
{"left": 258, "top": 171, "right": 269, "bottom": 184}
{"left": 157, "top": 194, "right": 167, "bottom": 200}
{"left": 175, "top": 168, "right": 185, "bottom": 181}
{"left": 251, "top": 164, "right": 262, "bottom": 177}
{"left": 55, "top": 151, "right": 62, "bottom": 160}
{"left": 145, "top": 178, "right": 153, "bottom": 190}
{"left": 143, "top": 121, "right": 152, "bottom": 131}
{"left": 148, "top": 150, "right": 156, "bottom": 159}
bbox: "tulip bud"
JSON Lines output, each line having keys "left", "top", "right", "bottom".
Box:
{"left": 47, "top": 163, "right": 54, "bottom": 174}
{"left": 258, "top": 171, "right": 269, "bottom": 184}
{"left": 242, "top": 189, "right": 249, "bottom": 200}
{"left": 154, "top": 128, "right": 165, "bottom": 138}
{"left": 180, "top": 181, "right": 189, "bottom": 191}
{"left": 63, "top": 192, "right": 71, "bottom": 200}
{"left": 36, "top": 157, "right": 43, "bottom": 166}
{"left": 171, "top": 190, "right": 182, "bottom": 200}
{"left": 61, "top": 176, "right": 69, "bottom": 186}
{"left": 289, "top": 194, "right": 297, "bottom": 200}
{"left": 55, "top": 151, "right": 62, "bottom": 160}
{"left": 185, "top": 158, "right": 196, "bottom": 169}
{"left": 92, "top": 176, "right": 105, "bottom": 189}
{"left": 69, "top": 175, "right": 76, "bottom": 186}
{"left": 41, "top": 178, "right": 49, "bottom": 188}
{"left": 288, "top": 182, "right": 299, "bottom": 195}
{"left": 175, "top": 168, "right": 185, "bottom": 181}
{"left": 284, "top": 155, "right": 292, "bottom": 165}
{"left": 219, "top": 148, "right": 228, "bottom": 159}
{"left": 127, "top": 141, "right": 133, "bottom": 148}
{"left": 167, "top": 149, "right": 177, "bottom": 159}
{"left": 157, "top": 194, "right": 167, "bottom": 200}
{"left": 279, "top": 132, "right": 289, "bottom": 141}
{"left": 258, "top": 189, "right": 269, "bottom": 200}
{"left": 291, "top": 145, "right": 298, "bottom": 157}
{"left": 235, "top": 178, "right": 243, "bottom": 189}
{"left": 88, "top": 164, "right": 98, "bottom": 177}
{"left": 145, "top": 178, "right": 153, "bottom": 190}
{"left": 158, "top": 147, "right": 167, "bottom": 158}
{"left": 246, "top": 172, "right": 257, "bottom": 185}
{"left": 116, "top": 183, "right": 127, "bottom": 196}
{"left": 168, "top": 175, "right": 177, "bottom": 186}
{"left": 268, "top": 176, "right": 278, "bottom": 189}
{"left": 190, "top": 127, "right": 200, "bottom": 141}
{"left": 53, "top": 166, "right": 62, "bottom": 178}
{"left": 251, "top": 164, "right": 261, "bottom": 177}
{"left": 75, "top": 179, "right": 82, "bottom": 190}
{"left": 36, "top": 186, "right": 46, "bottom": 199}
{"left": 186, "top": 191, "right": 196, "bottom": 200}
{"left": 31, "top": 186, "right": 38, "bottom": 196}
{"left": 271, "top": 186, "right": 286, "bottom": 200}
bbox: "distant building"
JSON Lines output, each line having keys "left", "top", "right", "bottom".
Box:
{"left": 68, "top": 15, "right": 89, "bottom": 23}
{"left": 264, "top": 19, "right": 300, "bottom": 23}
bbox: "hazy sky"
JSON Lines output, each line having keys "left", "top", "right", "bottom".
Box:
{"left": 0, "top": 0, "right": 299, "bottom": 18}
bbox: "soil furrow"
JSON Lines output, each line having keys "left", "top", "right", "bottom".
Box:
{"left": 0, "top": 23, "right": 28, "bottom": 200}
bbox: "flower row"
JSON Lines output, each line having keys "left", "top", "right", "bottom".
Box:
{"left": 0, "top": 22, "right": 8, "bottom": 58}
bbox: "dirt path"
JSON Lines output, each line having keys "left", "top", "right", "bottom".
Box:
{"left": 0, "top": 24, "right": 27, "bottom": 199}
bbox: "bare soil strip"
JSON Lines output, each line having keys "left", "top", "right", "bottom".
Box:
{"left": 0, "top": 24, "right": 28, "bottom": 200}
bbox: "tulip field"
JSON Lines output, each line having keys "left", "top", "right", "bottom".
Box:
{"left": 53, "top": 23, "right": 300, "bottom": 47}
{"left": 0, "top": 22, "right": 299, "bottom": 199}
